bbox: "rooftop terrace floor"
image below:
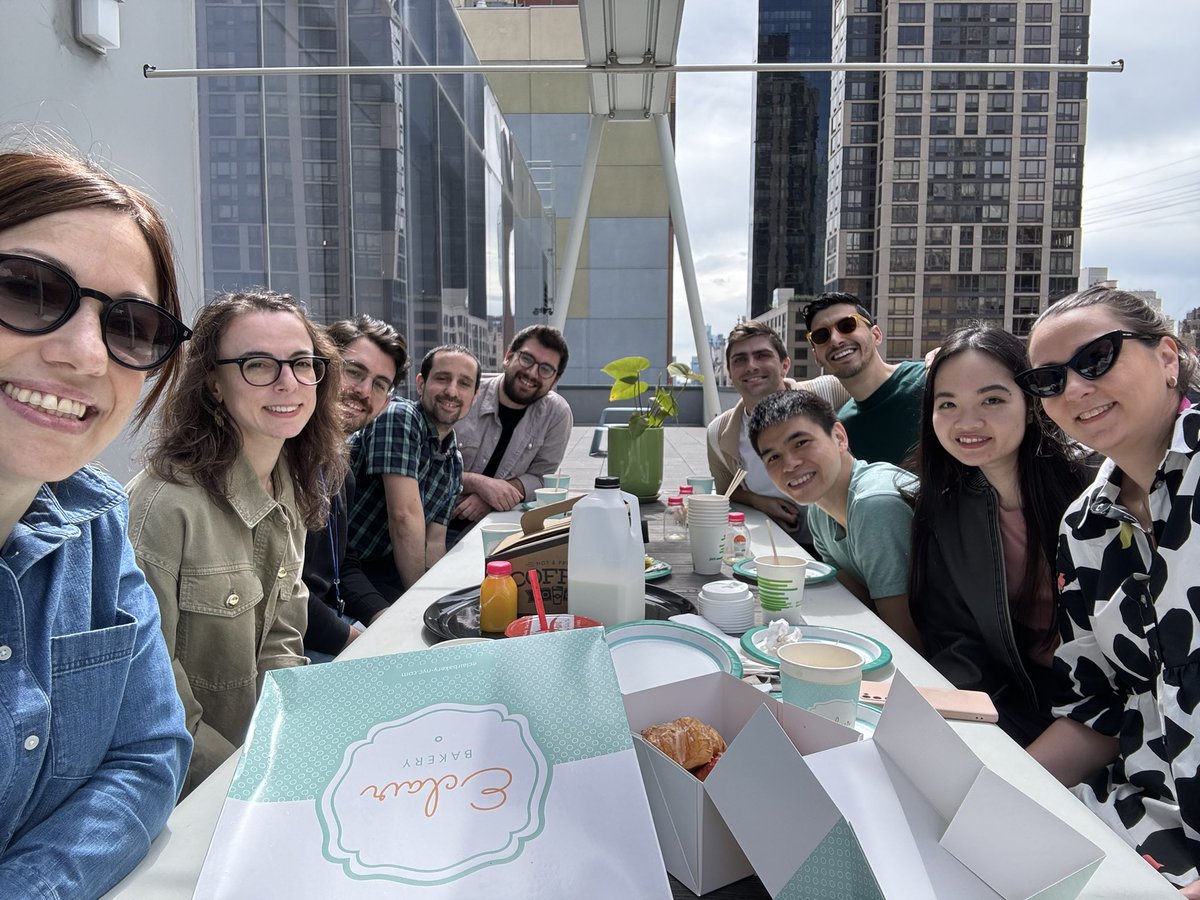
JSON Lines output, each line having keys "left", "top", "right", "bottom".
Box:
{"left": 556, "top": 425, "right": 710, "bottom": 494}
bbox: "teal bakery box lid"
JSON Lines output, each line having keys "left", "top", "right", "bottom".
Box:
{"left": 196, "top": 629, "right": 671, "bottom": 898}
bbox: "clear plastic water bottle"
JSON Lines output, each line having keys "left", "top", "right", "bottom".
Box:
{"left": 663, "top": 496, "right": 688, "bottom": 541}
{"left": 722, "top": 511, "right": 750, "bottom": 565}
{"left": 567, "top": 476, "right": 645, "bottom": 626}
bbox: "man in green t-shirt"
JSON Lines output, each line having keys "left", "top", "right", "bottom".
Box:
{"left": 748, "top": 389, "right": 923, "bottom": 653}
{"left": 803, "top": 292, "right": 925, "bottom": 467}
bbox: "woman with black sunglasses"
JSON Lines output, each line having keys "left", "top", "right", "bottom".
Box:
{"left": 127, "top": 290, "right": 347, "bottom": 795}
{"left": 0, "top": 150, "right": 192, "bottom": 896}
{"left": 1021, "top": 285, "right": 1200, "bottom": 894}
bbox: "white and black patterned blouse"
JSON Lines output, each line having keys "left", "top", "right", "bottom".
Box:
{"left": 1053, "top": 406, "right": 1200, "bottom": 888}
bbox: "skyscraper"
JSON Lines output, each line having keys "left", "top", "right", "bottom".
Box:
{"left": 822, "top": 0, "right": 1088, "bottom": 369}
{"left": 750, "top": 1, "right": 833, "bottom": 320}
{"left": 195, "top": 0, "right": 553, "bottom": 388}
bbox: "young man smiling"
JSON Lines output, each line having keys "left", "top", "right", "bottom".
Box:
{"left": 805, "top": 292, "right": 925, "bottom": 467}
{"left": 348, "top": 344, "right": 481, "bottom": 596}
{"left": 303, "top": 316, "right": 407, "bottom": 656}
{"left": 748, "top": 388, "right": 923, "bottom": 651}
{"left": 707, "top": 321, "right": 848, "bottom": 534}
{"left": 451, "top": 325, "right": 572, "bottom": 530}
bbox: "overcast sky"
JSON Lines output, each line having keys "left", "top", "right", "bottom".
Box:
{"left": 669, "top": 0, "right": 1200, "bottom": 364}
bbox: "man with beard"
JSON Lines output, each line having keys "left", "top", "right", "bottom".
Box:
{"left": 804, "top": 292, "right": 925, "bottom": 467}
{"left": 303, "top": 316, "right": 407, "bottom": 658}
{"left": 449, "top": 325, "right": 572, "bottom": 540}
{"left": 348, "top": 344, "right": 481, "bottom": 596}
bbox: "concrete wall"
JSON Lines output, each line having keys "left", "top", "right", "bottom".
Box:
{"left": 0, "top": 0, "right": 202, "bottom": 481}
{"left": 457, "top": 5, "right": 673, "bottom": 386}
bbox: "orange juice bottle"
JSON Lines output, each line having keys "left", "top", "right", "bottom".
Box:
{"left": 480, "top": 560, "right": 518, "bottom": 633}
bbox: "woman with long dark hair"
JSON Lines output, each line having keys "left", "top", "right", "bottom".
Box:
{"left": 908, "top": 324, "right": 1087, "bottom": 746}
{"left": 0, "top": 149, "right": 192, "bottom": 895}
{"left": 128, "top": 289, "right": 346, "bottom": 794}
{"left": 1021, "top": 286, "right": 1200, "bottom": 894}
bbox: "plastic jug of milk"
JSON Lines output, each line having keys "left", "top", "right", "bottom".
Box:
{"left": 567, "top": 476, "right": 644, "bottom": 626}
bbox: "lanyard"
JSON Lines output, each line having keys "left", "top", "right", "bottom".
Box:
{"left": 320, "top": 471, "right": 343, "bottom": 616}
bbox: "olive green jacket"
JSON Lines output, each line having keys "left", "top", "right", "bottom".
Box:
{"left": 127, "top": 454, "right": 308, "bottom": 795}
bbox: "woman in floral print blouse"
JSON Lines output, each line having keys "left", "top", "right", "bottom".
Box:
{"left": 1018, "top": 285, "right": 1200, "bottom": 894}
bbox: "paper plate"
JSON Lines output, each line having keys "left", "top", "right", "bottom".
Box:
{"left": 732, "top": 557, "right": 837, "bottom": 585}
{"left": 740, "top": 624, "right": 892, "bottom": 676}
{"left": 644, "top": 558, "right": 672, "bottom": 581}
{"left": 605, "top": 620, "right": 743, "bottom": 694}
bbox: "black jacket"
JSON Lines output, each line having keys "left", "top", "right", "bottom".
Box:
{"left": 912, "top": 470, "right": 1057, "bottom": 746}
{"left": 303, "top": 470, "right": 391, "bottom": 655}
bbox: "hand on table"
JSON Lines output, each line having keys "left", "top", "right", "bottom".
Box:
{"left": 462, "top": 474, "right": 523, "bottom": 513}
{"left": 452, "top": 493, "right": 493, "bottom": 522}
{"left": 750, "top": 495, "right": 801, "bottom": 531}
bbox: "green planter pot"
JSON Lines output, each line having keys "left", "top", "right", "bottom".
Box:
{"left": 606, "top": 425, "right": 664, "bottom": 502}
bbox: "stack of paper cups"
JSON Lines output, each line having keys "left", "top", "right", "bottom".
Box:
{"left": 755, "top": 554, "right": 807, "bottom": 625}
{"left": 686, "top": 494, "right": 730, "bottom": 575}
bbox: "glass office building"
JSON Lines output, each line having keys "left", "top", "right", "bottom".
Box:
{"left": 196, "top": 0, "right": 554, "bottom": 389}
{"left": 750, "top": 0, "right": 833, "bottom": 320}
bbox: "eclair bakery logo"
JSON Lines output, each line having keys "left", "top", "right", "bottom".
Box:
{"left": 319, "top": 703, "right": 551, "bottom": 884}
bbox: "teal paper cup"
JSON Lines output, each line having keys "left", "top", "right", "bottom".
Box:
{"left": 777, "top": 642, "right": 862, "bottom": 728}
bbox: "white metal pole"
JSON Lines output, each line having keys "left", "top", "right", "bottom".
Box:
{"left": 552, "top": 114, "right": 605, "bottom": 333}
{"left": 654, "top": 112, "right": 720, "bottom": 424}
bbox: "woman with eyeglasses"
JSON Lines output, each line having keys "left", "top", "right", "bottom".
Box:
{"left": 907, "top": 325, "right": 1088, "bottom": 747}
{"left": 1019, "top": 286, "right": 1200, "bottom": 894}
{"left": 127, "top": 290, "right": 346, "bottom": 795}
{"left": 0, "top": 150, "right": 192, "bottom": 895}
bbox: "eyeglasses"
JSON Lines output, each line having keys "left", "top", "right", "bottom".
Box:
{"left": 0, "top": 253, "right": 191, "bottom": 370}
{"left": 215, "top": 355, "right": 329, "bottom": 386}
{"left": 1015, "top": 330, "right": 1157, "bottom": 398}
{"left": 343, "top": 360, "right": 394, "bottom": 398}
{"left": 512, "top": 349, "right": 558, "bottom": 379}
{"left": 807, "top": 313, "right": 873, "bottom": 346}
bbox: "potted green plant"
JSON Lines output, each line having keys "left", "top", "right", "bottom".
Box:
{"left": 601, "top": 357, "right": 703, "bottom": 500}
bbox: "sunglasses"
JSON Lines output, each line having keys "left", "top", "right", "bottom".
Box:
{"left": 0, "top": 253, "right": 191, "bottom": 371}
{"left": 1015, "top": 330, "right": 1157, "bottom": 398}
{"left": 807, "top": 313, "right": 873, "bottom": 346}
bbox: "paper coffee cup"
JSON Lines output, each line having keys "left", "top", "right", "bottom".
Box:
{"left": 543, "top": 473, "right": 570, "bottom": 490}
{"left": 533, "top": 487, "right": 568, "bottom": 507}
{"left": 755, "top": 554, "right": 807, "bottom": 624}
{"left": 688, "top": 523, "right": 725, "bottom": 575}
{"left": 480, "top": 522, "right": 522, "bottom": 555}
{"left": 777, "top": 642, "right": 862, "bottom": 727}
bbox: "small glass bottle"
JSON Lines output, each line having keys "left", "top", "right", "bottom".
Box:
{"left": 722, "top": 511, "right": 750, "bottom": 565}
{"left": 678, "top": 484, "right": 694, "bottom": 511}
{"left": 479, "top": 560, "right": 518, "bottom": 633}
{"left": 663, "top": 495, "right": 688, "bottom": 541}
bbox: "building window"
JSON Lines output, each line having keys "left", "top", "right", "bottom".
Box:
{"left": 896, "top": 94, "right": 923, "bottom": 111}
{"left": 958, "top": 247, "right": 974, "bottom": 269}
{"left": 1017, "top": 204, "right": 1045, "bottom": 222}
{"left": 1026, "top": 3, "right": 1052, "bottom": 23}
{"left": 1016, "top": 225, "right": 1043, "bottom": 245}
{"left": 890, "top": 274, "right": 916, "bottom": 292}
{"left": 981, "top": 248, "right": 1007, "bottom": 271}
{"left": 925, "top": 248, "right": 951, "bottom": 271}
{"left": 1050, "top": 251, "right": 1074, "bottom": 274}
{"left": 982, "top": 226, "right": 1008, "bottom": 245}
{"left": 898, "top": 3, "right": 925, "bottom": 22}
{"left": 896, "top": 116, "right": 923, "bottom": 135}
{"left": 1020, "top": 159, "right": 1047, "bottom": 179}
{"left": 898, "top": 26, "right": 925, "bottom": 44}
{"left": 986, "top": 115, "right": 1013, "bottom": 135}
{"left": 890, "top": 248, "right": 917, "bottom": 271}
{"left": 1022, "top": 93, "right": 1049, "bottom": 112}
{"left": 890, "top": 318, "right": 914, "bottom": 337}
{"left": 1056, "top": 101, "right": 1081, "bottom": 121}
{"left": 926, "top": 226, "right": 952, "bottom": 245}
{"left": 1056, "top": 124, "right": 1081, "bottom": 143}
{"left": 1016, "top": 249, "right": 1042, "bottom": 271}
{"left": 1023, "top": 72, "right": 1050, "bottom": 91}
{"left": 1021, "top": 115, "right": 1048, "bottom": 135}
{"left": 896, "top": 71, "right": 924, "bottom": 90}
{"left": 1020, "top": 137, "right": 1047, "bottom": 157}
{"left": 987, "top": 93, "right": 1014, "bottom": 113}
{"left": 1051, "top": 230, "right": 1075, "bottom": 249}
{"left": 890, "top": 295, "right": 915, "bottom": 314}
{"left": 891, "top": 226, "right": 918, "bottom": 244}
{"left": 1019, "top": 182, "right": 1046, "bottom": 201}
{"left": 1024, "top": 25, "right": 1051, "bottom": 44}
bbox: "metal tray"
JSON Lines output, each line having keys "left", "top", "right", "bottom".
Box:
{"left": 422, "top": 583, "right": 695, "bottom": 642}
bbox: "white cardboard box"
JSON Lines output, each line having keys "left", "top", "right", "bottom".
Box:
{"left": 625, "top": 672, "right": 1104, "bottom": 899}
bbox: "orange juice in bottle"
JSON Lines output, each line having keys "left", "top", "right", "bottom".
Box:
{"left": 480, "top": 560, "right": 518, "bottom": 633}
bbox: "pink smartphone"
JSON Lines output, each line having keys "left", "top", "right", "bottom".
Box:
{"left": 859, "top": 681, "right": 999, "bottom": 724}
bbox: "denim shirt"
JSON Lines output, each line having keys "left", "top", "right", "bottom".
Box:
{"left": 0, "top": 467, "right": 192, "bottom": 899}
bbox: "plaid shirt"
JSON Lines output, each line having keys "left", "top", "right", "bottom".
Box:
{"left": 346, "top": 399, "right": 462, "bottom": 562}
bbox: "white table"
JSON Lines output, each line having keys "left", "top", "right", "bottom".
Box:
{"left": 106, "top": 509, "right": 1176, "bottom": 898}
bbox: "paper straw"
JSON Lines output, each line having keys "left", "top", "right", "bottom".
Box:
{"left": 529, "top": 568, "right": 549, "bottom": 633}
{"left": 725, "top": 467, "right": 747, "bottom": 497}
{"left": 766, "top": 519, "right": 779, "bottom": 563}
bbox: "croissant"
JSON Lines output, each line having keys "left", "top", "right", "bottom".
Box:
{"left": 641, "top": 716, "right": 726, "bottom": 771}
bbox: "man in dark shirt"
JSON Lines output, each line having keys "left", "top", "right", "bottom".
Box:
{"left": 303, "top": 315, "right": 407, "bottom": 657}
{"left": 450, "top": 325, "right": 573, "bottom": 537}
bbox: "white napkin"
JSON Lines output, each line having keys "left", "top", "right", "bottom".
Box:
{"left": 669, "top": 613, "right": 777, "bottom": 674}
